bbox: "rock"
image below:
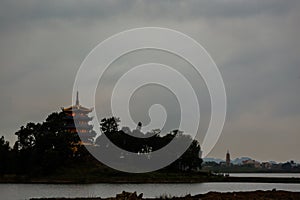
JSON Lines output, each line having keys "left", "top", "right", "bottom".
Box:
{"left": 137, "top": 193, "right": 143, "bottom": 199}
{"left": 115, "top": 191, "right": 142, "bottom": 200}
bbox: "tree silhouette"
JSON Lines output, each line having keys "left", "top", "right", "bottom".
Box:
{"left": 97, "top": 117, "right": 203, "bottom": 171}
{"left": 13, "top": 112, "right": 84, "bottom": 175}
{"left": 0, "top": 113, "right": 203, "bottom": 176}
{"left": 0, "top": 136, "right": 10, "bottom": 174}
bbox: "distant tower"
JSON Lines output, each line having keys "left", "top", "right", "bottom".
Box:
{"left": 136, "top": 122, "right": 142, "bottom": 131}
{"left": 226, "top": 150, "right": 231, "bottom": 167}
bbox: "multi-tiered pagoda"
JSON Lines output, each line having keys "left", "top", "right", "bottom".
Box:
{"left": 61, "top": 92, "right": 95, "bottom": 144}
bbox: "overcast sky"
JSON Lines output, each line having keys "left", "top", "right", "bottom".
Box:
{"left": 0, "top": 0, "right": 299, "bottom": 162}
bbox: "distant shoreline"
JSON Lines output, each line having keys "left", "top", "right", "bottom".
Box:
{"left": 1, "top": 176, "right": 300, "bottom": 184}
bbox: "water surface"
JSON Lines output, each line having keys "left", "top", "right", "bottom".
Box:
{"left": 229, "top": 173, "right": 300, "bottom": 178}
{"left": 1, "top": 182, "right": 300, "bottom": 200}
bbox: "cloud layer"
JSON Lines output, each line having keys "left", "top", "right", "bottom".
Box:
{"left": 0, "top": 0, "right": 299, "bottom": 162}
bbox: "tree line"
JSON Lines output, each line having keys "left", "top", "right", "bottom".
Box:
{"left": 0, "top": 111, "right": 202, "bottom": 176}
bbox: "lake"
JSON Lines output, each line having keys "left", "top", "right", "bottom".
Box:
{"left": 1, "top": 181, "right": 300, "bottom": 200}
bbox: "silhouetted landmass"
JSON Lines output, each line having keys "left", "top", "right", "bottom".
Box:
{"left": 1, "top": 111, "right": 300, "bottom": 183}
{"left": 202, "top": 161, "right": 300, "bottom": 173}
{"left": 0, "top": 111, "right": 202, "bottom": 180}
{"left": 30, "top": 190, "right": 300, "bottom": 200}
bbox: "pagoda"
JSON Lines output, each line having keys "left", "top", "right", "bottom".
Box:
{"left": 61, "top": 91, "right": 95, "bottom": 144}
{"left": 226, "top": 150, "right": 231, "bottom": 167}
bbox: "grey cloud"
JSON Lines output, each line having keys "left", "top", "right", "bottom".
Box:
{"left": 0, "top": 0, "right": 297, "bottom": 29}
{"left": 0, "top": 0, "right": 299, "bottom": 161}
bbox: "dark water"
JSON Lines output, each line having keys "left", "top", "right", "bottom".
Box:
{"left": 1, "top": 182, "right": 300, "bottom": 200}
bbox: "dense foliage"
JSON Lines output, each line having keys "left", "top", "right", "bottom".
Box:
{"left": 0, "top": 112, "right": 203, "bottom": 176}
{"left": 97, "top": 117, "right": 203, "bottom": 171}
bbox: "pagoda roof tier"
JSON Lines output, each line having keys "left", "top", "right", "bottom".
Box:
{"left": 65, "top": 124, "right": 93, "bottom": 129}
{"left": 61, "top": 105, "right": 93, "bottom": 113}
{"left": 78, "top": 132, "right": 96, "bottom": 137}
{"left": 63, "top": 115, "right": 93, "bottom": 120}
{"left": 62, "top": 91, "right": 93, "bottom": 113}
{"left": 76, "top": 124, "right": 93, "bottom": 129}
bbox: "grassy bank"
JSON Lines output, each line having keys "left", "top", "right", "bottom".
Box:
{"left": 1, "top": 162, "right": 300, "bottom": 184}
{"left": 1, "top": 173, "right": 300, "bottom": 184}
{"left": 0, "top": 171, "right": 221, "bottom": 184}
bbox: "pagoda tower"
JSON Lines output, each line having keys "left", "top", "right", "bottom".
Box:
{"left": 61, "top": 91, "right": 95, "bottom": 144}
{"left": 226, "top": 150, "right": 231, "bottom": 167}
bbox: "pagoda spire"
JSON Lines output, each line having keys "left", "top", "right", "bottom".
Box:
{"left": 76, "top": 91, "right": 79, "bottom": 105}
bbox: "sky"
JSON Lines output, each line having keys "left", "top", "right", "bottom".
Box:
{"left": 0, "top": 0, "right": 300, "bottom": 162}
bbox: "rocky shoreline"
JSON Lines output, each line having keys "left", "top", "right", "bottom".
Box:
{"left": 31, "top": 190, "right": 300, "bottom": 200}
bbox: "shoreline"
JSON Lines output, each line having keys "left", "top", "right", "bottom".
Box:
{"left": 30, "top": 190, "right": 300, "bottom": 200}
{"left": 1, "top": 176, "right": 300, "bottom": 184}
